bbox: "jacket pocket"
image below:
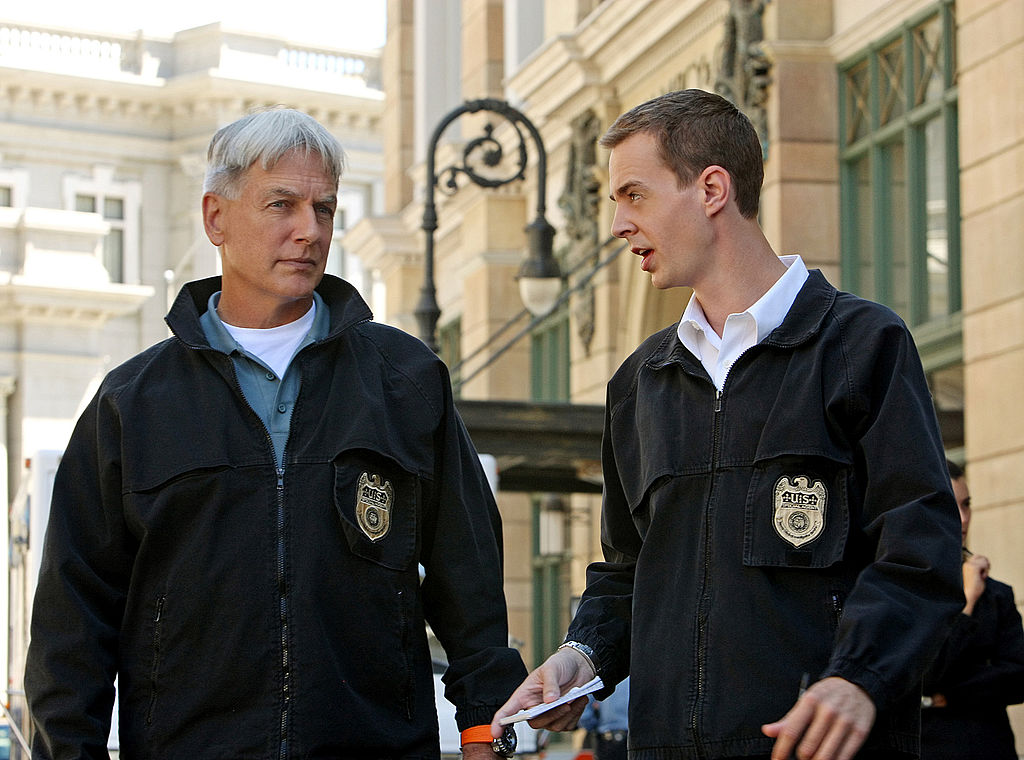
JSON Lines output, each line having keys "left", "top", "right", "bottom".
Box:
{"left": 333, "top": 447, "right": 420, "bottom": 571}
{"left": 743, "top": 453, "right": 850, "bottom": 568}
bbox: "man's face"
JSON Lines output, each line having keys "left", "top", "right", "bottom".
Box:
{"left": 952, "top": 475, "right": 971, "bottom": 545}
{"left": 607, "top": 132, "right": 710, "bottom": 290}
{"left": 202, "top": 149, "right": 337, "bottom": 327}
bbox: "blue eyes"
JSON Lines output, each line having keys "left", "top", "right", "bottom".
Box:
{"left": 268, "top": 201, "right": 335, "bottom": 217}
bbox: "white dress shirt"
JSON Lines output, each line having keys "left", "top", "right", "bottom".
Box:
{"left": 676, "top": 254, "right": 809, "bottom": 391}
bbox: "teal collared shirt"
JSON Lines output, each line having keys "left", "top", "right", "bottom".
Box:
{"left": 200, "top": 292, "right": 330, "bottom": 467}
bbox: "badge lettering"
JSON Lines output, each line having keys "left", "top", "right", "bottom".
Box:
{"left": 356, "top": 472, "right": 392, "bottom": 541}
{"left": 773, "top": 475, "right": 826, "bottom": 548}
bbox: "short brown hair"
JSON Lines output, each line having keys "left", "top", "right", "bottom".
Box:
{"left": 600, "top": 89, "right": 763, "bottom": 218}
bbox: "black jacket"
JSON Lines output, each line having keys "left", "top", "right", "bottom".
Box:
{"left": 26, "top": 276, "right": 527, "bottom": 759}
{"left": 922, "top": 575, "right": 1024, "bottom": 759}
{"left": 567, "top": 270, "right": 964, "bottom": 759}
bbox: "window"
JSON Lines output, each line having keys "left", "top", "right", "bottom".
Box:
{"left": 438, "top": 318, "right": 462, "bottom": 395}
{"left": 76, "top": 193, "right": 126, "bottom": 283}
{"left": 326, "top": 207, "right": 348, "bottom": 279}
{"left": 840, "top": 2, "right": 959, "bottom": 325}
{"left": 532, "top": 496, "right": 568, "bottom": 667}
{"left": 0, "top": 186, "right": 12, "bottom": 207}
{"left": 64, "top": 167, "right": 140, "bottom": 285}
{"left": 839, "top": 1, "right": 962, "bottom": 452}
{"left": 530, "top": 310, "right": 570, "bottom": 402}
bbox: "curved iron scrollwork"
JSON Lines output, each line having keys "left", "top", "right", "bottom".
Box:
{"left": 417, "top": 98, "right": 553, "bottom": 352}
{"left": 437, "top": 121, "right": 529, "bottom": 195}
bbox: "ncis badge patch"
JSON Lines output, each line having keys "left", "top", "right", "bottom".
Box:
{"left": 773, "top": 475, "right": 826, "bottom": 548}
{"left": 356, "top": 472, "right": 393, "bottom": 542}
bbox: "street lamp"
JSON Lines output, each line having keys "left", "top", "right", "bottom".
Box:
{"left": 416, "top": 98, "right": 561, "bottom": 352}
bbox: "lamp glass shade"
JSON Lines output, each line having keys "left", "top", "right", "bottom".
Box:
{"left": 518, "top": 276, "right": 561, "bottom": 317}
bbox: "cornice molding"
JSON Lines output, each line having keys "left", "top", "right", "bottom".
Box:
{"left": 0, "top": 75, "right": 383, "bottom": 135}
{"left": 0, "top": 272, "right": 153, "bottom": 327}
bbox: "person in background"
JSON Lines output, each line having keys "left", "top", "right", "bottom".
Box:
{"left": 25, "top": 106, "right": 526, "bottom": 759}
{"left": 491, "top": 88, "right": 964, "bottom": 760}
{"left": 579, "top": 676, "right": 629, "bottom": 760}
{"left": 920, "top": 460, "right": 1024, "bottom": 759}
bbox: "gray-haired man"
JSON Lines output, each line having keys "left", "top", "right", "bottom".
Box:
{"left": 27, "top": 107, "right": 525, "bottom": 759}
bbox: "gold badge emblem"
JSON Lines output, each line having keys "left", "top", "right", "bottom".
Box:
{"left": 356, "top": 472, "right": 392, "bottom": 541}
{"left": 773, "top": 475, "right": 826, "bottom": 547}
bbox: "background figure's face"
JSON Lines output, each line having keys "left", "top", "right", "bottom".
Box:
{"left": 203, "top": 148, "right": 337, "bottom": 327}
{"left": 607, "top": 132, "right": 711, "bottom": 290}
{"left": 952, "top": 475, "right": 971, "bottom": 545}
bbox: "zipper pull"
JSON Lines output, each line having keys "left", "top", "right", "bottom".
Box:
{"left": 277, "top": 468, "right": 285, "bottom": 489}
{"left": 714, "top": 390, "right": 722, "bottom": 413}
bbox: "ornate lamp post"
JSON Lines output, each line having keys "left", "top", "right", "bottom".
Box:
{"left": 416, "top": 98, "right": 561, "bottom": 352}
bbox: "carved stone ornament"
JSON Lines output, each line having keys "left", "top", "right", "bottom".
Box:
{"left": 557, "top": 110, "right": 603, "bottom": 355}
{"left": 715, "top": 0, "right": 773, "bottom": 160}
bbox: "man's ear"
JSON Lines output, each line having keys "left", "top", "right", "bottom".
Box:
{"left": 202, "top": 193, "right": 226, "bottom": 246}
{"left": 699, "top": 165, "right": 732, "bottom": 218}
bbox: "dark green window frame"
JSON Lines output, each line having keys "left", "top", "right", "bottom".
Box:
{"left": 531, "top": 497, "right": 567, "bottom": 667}
{"left": 529, "top": 309, "right": 570, "bottom": 665}
{"left": 529, "top": 308, "right": 570, "bottom": 402}
{"left": 839, "top": 0, "right": 964, "bottom": 454}
{"left": 839, "top": 0, "right": 960, "bottom": 328}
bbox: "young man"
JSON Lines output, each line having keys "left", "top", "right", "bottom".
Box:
{"left": 26, "top": 107, "right": 525, "bottom": 759}
{"left": 493, "top": 89, "right": 964, "bottom": 760}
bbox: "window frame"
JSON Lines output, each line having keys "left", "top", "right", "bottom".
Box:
{"left": 838, "top": 0, "right": 960, "bottom": 330}
{"left": 529, "top": 307, "right": 570, "bottom": 403}
{"left": 63, "top": 167, "right": 141, "bottom": 285}
{"left": 838, "top": 0, "right": 963, "bottom": 454}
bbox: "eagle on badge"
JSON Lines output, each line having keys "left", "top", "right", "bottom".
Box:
{"left": 773, "top": 475, "right": 827, "bottom": 548}
{"left": 356, "top": 472, "right": 393, "bottom": 541}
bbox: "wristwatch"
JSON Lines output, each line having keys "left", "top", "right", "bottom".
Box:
{"left": 461, "top": 724, "right": 517, "bottom": 757}
{"left": 491, "top": 725, "right": 517, "bottom": 757}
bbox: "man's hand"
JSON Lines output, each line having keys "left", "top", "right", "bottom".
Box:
{"left": 461, "top": 742, "right": 501, "bottom": 759}
{"left": 761, "top": 676, "right": 876, "bottom": 760}
{"left": 490, "top": 647, "right": 596, "bottom": 736}
{"left": 962, "top": 553, "right": 989, "bottom": 615}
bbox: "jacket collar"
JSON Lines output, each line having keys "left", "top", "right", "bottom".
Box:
{"left": 646, "top": 269, "right": 837, "bottom": 369}
{"left": 166, "top": 274, "right": 373, "bottom": 349}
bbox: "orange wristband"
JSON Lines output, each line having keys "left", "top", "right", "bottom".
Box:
{"left": 460, "top": 725, "right": 494, "bottom": 746}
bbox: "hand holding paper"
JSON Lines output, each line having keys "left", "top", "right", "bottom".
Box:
{"left": 498, "top": 676, "right": 604, "bottom": 725}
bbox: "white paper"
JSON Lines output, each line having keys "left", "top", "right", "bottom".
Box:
{"left": 498, "top": 677, "right": 605, "bottom": 725}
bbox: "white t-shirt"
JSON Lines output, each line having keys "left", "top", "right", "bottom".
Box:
{"left": 220, "top": 302, "right": 317, "bottom": 379}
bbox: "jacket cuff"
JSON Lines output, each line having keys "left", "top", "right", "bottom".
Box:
{"left": 821, "top": 657, "right": 887, "bottom": 709}
{"left": 456, "top": 705, "right": 504, "bottom": 733}
{"left": 561, "top": 632, "right": 623, "bottom": 699}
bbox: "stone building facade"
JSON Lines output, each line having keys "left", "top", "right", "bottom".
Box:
{"left": 347, "top": 0, "right": 1023, "bottom": 746}
{"left": 0, "top": 18, "right": 384, "bottom": 737}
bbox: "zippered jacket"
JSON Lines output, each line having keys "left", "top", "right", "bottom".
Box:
{"left": 26, "top": 275, "right": 527, "bottom": 759}
{"left": 567, "top": 270, "right": 964, "bottom": 759}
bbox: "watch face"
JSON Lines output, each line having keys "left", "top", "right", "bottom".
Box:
{"left": 492, "top": 725, "right": 517, "bottom": 757}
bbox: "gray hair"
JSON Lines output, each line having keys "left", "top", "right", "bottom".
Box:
{"left": 203, "top": 106, "right": 346, "bottom": 197}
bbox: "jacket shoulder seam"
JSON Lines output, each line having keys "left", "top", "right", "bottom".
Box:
{"left": 354, "top": 324, "right": 444, "bottom": 417}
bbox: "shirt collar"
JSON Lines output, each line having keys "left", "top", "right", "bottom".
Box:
{"left": 200, "top": 291, "right": 330, "bottom": 355}
{"left": 747, "top": 254, "right": 808, "bottom": 343}
{"left": 676, "top": 254, "right": 809, "bottom": 353}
